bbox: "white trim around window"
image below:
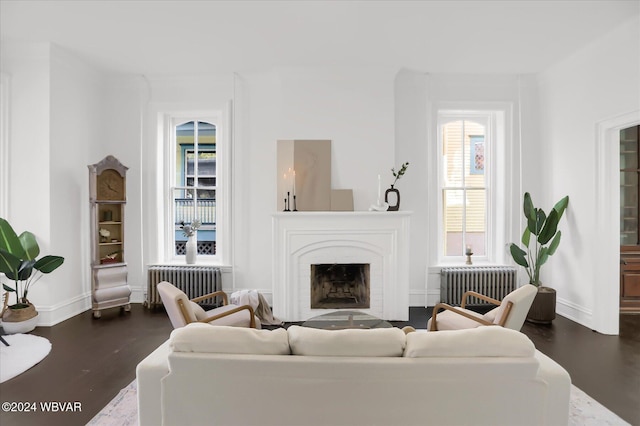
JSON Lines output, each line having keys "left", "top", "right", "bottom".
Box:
{"left": 147, "top": 104, "right": 231, "bottom": 266}
{"left": 429, "top": 101, "right": 514, "bottom": 267}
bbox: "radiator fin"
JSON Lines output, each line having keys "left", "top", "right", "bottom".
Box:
{"left": 146, "top": 265, "right": 222, "bottom": 308}
{"left": 440, "top": 266, "right": 517, "bottom": 305}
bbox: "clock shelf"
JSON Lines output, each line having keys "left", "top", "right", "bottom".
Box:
{"left": 88, "top": 155, "right": 131, "bottom": 319}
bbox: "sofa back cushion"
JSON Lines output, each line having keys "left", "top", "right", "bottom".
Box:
{"left": 403, "top": 326, "right": 535, "bottom": 358}
{"left": 170, "top": 323, "right": 291, "bottom": 355}
{"left": 287, "top": 325, "right": 406, "bottom": 357}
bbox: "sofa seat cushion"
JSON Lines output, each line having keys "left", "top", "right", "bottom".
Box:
{"left": 404, "top": 326, "right": 535, "bottom": 358}
{"left": 170, "top": 323, "right": 290, "bottom": 355}
{"left": 288, "top": 325, "right": 406, "bottom": 357}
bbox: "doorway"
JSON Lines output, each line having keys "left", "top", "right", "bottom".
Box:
{"left": 620, "top": 125, "right": 640, "bottom": 313}
{"left": 595, "top": 111, "right": 640, "bottom": 335}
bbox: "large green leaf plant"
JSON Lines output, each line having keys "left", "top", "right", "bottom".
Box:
{"left": 509, "top": 193, "right": 569, "bottom": 286}
{"left": 0, "top": 217, "right": 65, "bottom": 308}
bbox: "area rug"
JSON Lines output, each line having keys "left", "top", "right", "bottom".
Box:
{"left": 87, "top": 380, "right": 630, "bottom": 426}
{"left": 0, "top": 333, "right": 52, "bottom": 383}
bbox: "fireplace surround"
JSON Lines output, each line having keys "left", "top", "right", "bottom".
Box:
{"left": 272, "top": 211, "right": 411, "bottom": 321}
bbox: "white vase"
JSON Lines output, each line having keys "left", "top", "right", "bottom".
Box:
{"left": 186, "top": 235, "right": 197, "bottom": 264}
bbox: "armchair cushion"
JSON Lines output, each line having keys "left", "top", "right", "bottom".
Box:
{"left": 200, "top": 304, "right": 262, "bottom": 328}
{"left": 287, "top": 325, "right": 406, "bottom": 357}
{"left": 483, "top": 307, "right": 499, "bottom": 323}
{"left": 426, "top": 308, "right": 487, "bottom": 331}
{"left": 403, "top": 327, "right": 535, "bottom": 358}
{"left": 157, "top": 281, "right": 259, "bottom": 329}
{"left": 496, "top": 284, "right": 538, "bottom": 328}
{"left": 190, "top": 302, "right": 207, "bottom": 320}
{"left": 170, "top": 323, "right": 290, "bottom": 355}
{"left": 158, "top": 282, "right": 196, "bottom": 327}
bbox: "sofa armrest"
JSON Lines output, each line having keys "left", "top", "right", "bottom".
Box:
{"left": 534, "top": 350, "right": 571, "bottom": 426}
{"left": 136, "top": 340, "right": 171, "bottom": 426}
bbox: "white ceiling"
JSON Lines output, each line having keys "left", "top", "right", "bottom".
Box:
{"left": 1, "top": 0, "right": 638, "bottom": 76}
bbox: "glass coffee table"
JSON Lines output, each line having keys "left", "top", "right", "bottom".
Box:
{"left": 301, "top": 310, "right": 392, "bottom": 330}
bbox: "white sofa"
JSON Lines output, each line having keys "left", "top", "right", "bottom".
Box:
{"left": 137, "top": 324, "right": 571, "bottom": 426}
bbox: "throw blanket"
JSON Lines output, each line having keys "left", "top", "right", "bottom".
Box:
{"left": 230, "top": 290, "right": 283, "bottom": 326}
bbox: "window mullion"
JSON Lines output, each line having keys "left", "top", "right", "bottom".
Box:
{"left": 193, "top": 122, "right": 199, "bottom": 224}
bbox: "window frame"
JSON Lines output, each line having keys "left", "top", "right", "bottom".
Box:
{"left": 434, "top": 105, "right": 509, "bottom": 266}
{"left": 157, "top": 109, "right": 230, "bottom": 265}
{"left": 439, "top": 113, "right": 491, "bottom": 259}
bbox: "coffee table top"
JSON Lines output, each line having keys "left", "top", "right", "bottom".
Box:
{"left": 301, "top": 310, "right": 392, "bottom": 330}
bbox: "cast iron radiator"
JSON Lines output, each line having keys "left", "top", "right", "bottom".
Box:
{"left": 440, "top": 266, "right": 517, "bottom": 306}
{"left": 145, "top": 265, "right": 222, "bottom": 308}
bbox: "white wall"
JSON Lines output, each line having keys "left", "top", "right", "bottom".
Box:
{"left": 1, "top": 42, "right": 108, "bottom": 325}
{"left": 100, "top": 75, "right": 148, "bottom": 302}
{"left": 0, "top": 42, "right": 51, "bottom": 234}
{"left": 537, "top": 16, "right": 640, "bottom": 333}
{"left": 49, "top": 44, "right": 107, "bottom": 322}
{"left": 233, "top": 67, "right": 399, "bottom": 297}
{"left": 1, "top": 42, "right": 54, "bottom": 320}
{"left": 394, "top": 69, "right": 429, "bottom": 304}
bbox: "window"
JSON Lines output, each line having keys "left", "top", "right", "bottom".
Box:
{"left": 170, "top": 118, "right": 220, "bottom": 259}
{"left": 438, "top": 110, "right": 501, "bottom": 260}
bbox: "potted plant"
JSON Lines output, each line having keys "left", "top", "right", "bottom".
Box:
{"left": 385, "top": 162, "right": 409, "bottom": 211}
{"left": 509, "top": 192, "right": 569, "bottom": 324}
{"left": 0, "top": 217, "right": 65, "bottom": 333}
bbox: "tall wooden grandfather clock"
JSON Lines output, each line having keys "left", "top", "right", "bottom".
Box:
{"left": 88, "top": 155, "right": 131, "bottom": 319}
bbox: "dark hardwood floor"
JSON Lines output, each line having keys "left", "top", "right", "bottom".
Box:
{"left": 1, "top": 305, "right": 638, "bottom": 426}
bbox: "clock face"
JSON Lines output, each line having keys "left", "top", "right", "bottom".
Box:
{"left": 97, "top": 169, "right": 125, "bottom": 200}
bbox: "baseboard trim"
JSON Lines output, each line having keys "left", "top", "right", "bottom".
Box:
{"left": 35, "top": 293, "right": 91, "bottom": 327}
{"left": 556, "top": 297, "right": 593, "bottom": 330}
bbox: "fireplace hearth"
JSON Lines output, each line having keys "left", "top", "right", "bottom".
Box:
{"left": 310, "top": 263, "right": 370, "bottom": 309}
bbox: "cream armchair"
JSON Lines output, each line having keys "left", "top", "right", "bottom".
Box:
{"left": 157, "top": 281, "right": 260, "bottom": 329}
{"left": 428, "top": 284, "right": 537, "bottom": 331}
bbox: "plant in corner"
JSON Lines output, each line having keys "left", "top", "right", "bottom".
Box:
{"left": 0, "top": 217, "right": 65, "bottom": 332}
{"left": 509, "top": 192, "right": 569, "bottom": 323}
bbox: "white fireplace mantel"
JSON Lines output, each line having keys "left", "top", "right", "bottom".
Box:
{"left": 272, "top": 211, "right": 411, "bottom": 321}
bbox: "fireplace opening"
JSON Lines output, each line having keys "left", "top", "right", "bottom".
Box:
{"left": 310, "top": 263, "right": 370, "bottom": 309}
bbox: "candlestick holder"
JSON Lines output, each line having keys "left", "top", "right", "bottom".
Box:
{"left": 465, "top": 252, "right": 473, "bottom": 265}
{"left": 292, "top": 195, "right": 297, "bottom": 211}
{"left": 284, "top": 197, "right": 290, "bottom": 212}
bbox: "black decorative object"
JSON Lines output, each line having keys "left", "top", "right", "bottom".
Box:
{"left": 293, "top": 195, "right": 298, "bottom": 211}
{"left": 385, "top": 162, "right": 409, "bottom": 212}
{"left": 385, "top": 185, "right": 400, "bottom": 211}
{"left": 284, "top": 192, "right": 292, "bottom": 212}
